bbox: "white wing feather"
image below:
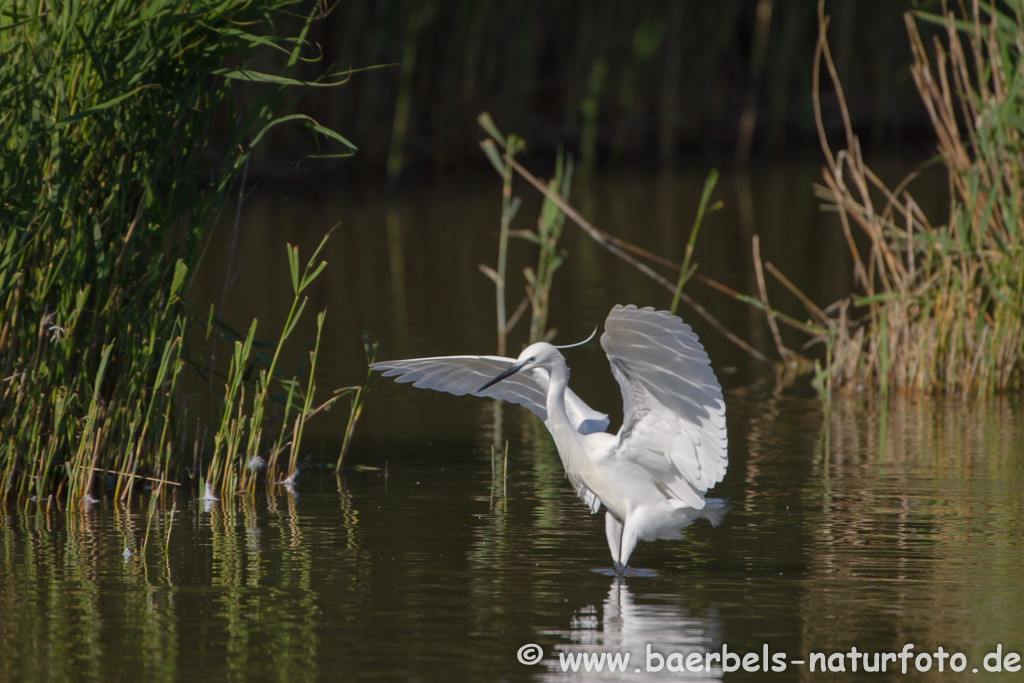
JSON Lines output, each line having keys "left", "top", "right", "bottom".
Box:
{"left": 370, "top": 356, "right": 609, "bottom": 435}
{"left": 601, "top": 305, "right": 728, "bottom": 508}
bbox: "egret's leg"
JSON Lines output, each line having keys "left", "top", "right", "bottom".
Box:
{"left": 605, "top": 512, "right": 623, "bottom": 567}
{"left": 618, "top": 515, "right": 642, "bottom": 570}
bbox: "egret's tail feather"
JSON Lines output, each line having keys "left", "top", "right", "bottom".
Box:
{"left": 701, "top": 498, "right": 732, "bottom": 527}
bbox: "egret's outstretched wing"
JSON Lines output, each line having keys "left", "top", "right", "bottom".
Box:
{"left": 371, "top": 356, "right": 609, "bottom": 435}
{"left": 601, "top": 305, "right": 728, "bottom": 509}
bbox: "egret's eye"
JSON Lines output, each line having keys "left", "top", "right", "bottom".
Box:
{"left": 527, "top": 356, "right": 536, "bottom": 365}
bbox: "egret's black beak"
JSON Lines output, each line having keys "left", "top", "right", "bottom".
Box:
{"left": 478, "top": 361, "right": 526, "bottom": 392}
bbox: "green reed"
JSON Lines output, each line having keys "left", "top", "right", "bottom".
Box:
{"left": 478, "top": 117, "right": 576, "bottom": 348}
{"left": 522, "top": 151, "right": 574, "bottom": 344}
{"left": 670, "top": 169, "right": 719, "bottom": 316}
{"left": 478, "top": 113, "right": 525, "bottom": 355}
{"left": 336, "top": 332, "right": 377, "bottom": 472}
{"left": 474, "top": 130, "right": 741, "bottom": 363}
{"left": 0, "top": 0, "right": 362, "bottom": 505}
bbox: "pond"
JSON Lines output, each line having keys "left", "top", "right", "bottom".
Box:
{"left": 2, "top": 161, "right": 1022, "bottom": 681}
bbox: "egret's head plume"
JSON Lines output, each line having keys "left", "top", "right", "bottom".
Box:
{"left": 555, "top": 327, "right": 597, "bottom": 350}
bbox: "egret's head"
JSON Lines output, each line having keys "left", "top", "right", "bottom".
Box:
{"left": 478, "top": 343, "right": 559, "bottom": 392}
{"left": 516, "top": 342, "right": 562, "bottom": 367}
{"left": 477, "top": 328, "right": 597, "bottom": 393}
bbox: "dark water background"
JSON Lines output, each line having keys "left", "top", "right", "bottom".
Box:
{"left": 2, "top": 162, "right": 1022, "bottom": 682}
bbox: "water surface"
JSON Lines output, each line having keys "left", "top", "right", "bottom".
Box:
{"left": 3, "top": 163, "right": 1022, "bottom": 682}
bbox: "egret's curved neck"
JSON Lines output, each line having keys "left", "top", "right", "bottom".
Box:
{"left": 544, "top": 358, "right": 585, "bottom": 454}
{"left": 544, "top": 359, "right": 570, "bottom": 424}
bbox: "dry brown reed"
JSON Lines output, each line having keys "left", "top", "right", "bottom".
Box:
{"left": 805, "top": 0, "right": 1024, "bottom": 396}
{"left": 473, "top": 0, "right": 1023, "bottom": 398}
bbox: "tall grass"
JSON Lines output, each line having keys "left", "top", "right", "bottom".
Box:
{"left": 522, "top": 150, "right": 574, "bottom": 345}
{"left": 475, "top": 117, "right": 742, "bottom": 363}
{"left": 477, "top": 113, "right": 524, "bottom": 356}
{"left": 726, "top": 0, "right": 1024, "bottom": 396}
{"left": 198, "top": 236, "right": 340, "bottom": 495}
{"left": 0, "top": 0, "right": 363, "bottom": 505}
{"left": 469, "top": 0, "right": 1023, "bottom": 397}
{"left": 478, "top": 117, "right": 576, "bottom": 348}
{"left": 805, "top": 0, "right": 1024, "bottom": 396}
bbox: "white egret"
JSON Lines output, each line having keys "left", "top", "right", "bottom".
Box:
{"left": 371, "top": 305, "right": 729, "bottom": 574}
